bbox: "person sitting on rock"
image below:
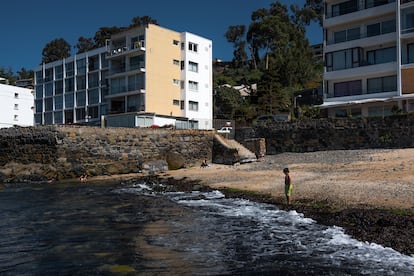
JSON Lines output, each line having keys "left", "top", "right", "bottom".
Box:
{"left": 201, "top": 159, "right": 210, "bottom": 168}
{"left": 80, "top": 173, "right": 88, "bottom": 183}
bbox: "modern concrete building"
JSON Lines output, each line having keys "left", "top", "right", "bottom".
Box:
{"left": 0, "top": 83, "right": 34, "bottom": 128}
{"left": 321, "top": 0, "right": 414, "bottom": 118}
{"left": 34, "top": 24, "right": 213, "bottom": 129}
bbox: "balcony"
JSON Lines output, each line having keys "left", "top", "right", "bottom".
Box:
{"left": 324, "top": 1, "right": 395, "bottom": 28}
{"left": 106, "top": 41, "right": 145, "bottom": 59}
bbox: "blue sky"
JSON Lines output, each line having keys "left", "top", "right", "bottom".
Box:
{"left": 0, "top": 0, "right": 322, "bottom": 73}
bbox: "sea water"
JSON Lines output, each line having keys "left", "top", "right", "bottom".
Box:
{"left": 0, "top": 181, "right": 413, "bottom": 275}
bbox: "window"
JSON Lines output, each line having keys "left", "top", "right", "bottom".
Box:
{"left": 76, "top": 108, "right": 86, "bottom": 121}
{"left": 54, "top": 111, "right": 63, "bottom": 124}
{"left": 45, "top": 83, "right": 53, "bottom": 97}
{"left": 367, "top": 19, "right": 395, "bottom": 37}
{"left": 45, "top": 97, "right": 53, "bottom": 111}
{"left": 45, "top": 68, "right": 53, "bottom": 82}
{"left": 14, "top": 115, "right": 18, "bottom": 121}
{"left": 35, "top": 99, "right": 43, "bottom": 113}
{"left": 44, "top": 112, "right": 53, "bottom": 124}
{"left": 128, "top": 74, "right": 145, "bottom": 91}
{"left": 88, "top": 88, "right": 100, "bottom": 104}
{"left": 76, "top": 75, "right": 86, "bottom": 90}
{"left": 173, "top": 99, "right": 180, "bottom": 105}
{"left": 55, "top": 65, "right": 63, "bottom": 79}
{"left": 88, "top": 72, "right": 99, "bottom": 88}
{"left": 127, "top": 94, "right": 144, "bottom": 112}
{"left": 14, "top": 104, "right": 18, "bottom": 110}
{"left": 366, "top": 0, "right": 394, "bottom": 9}
{"left": 188, "top": 61, "right": 198, "bottom": 72}
{"left": 333, "top": 28, "right": 360, "bottom": 43}
{"left": 130, "top": 55, "right": 144, "bottom": 70}
{"left": 382, "top": 19, "right": 396, "bottom": 34}
{"left": 173, "top": 59, "right": 180, "bottom": 65}
{"left": 76, "top": 58, "right": 86, "bottom": 75}
{"left": 367, "top": 47, "right": 396, "bottom": 65}
{"left": 111, "top": 78, "right": 126, "bottom": 94}
{"left": 173, "top": 40, "right": 179, "bottom": 45}
{"left": 189, "top": 80, "right": 198, "bottom": 91}
{"left": 76, "top": 91, "right": 86, "bottom": 106}
{"left": 326, "top": 47, "right": 361, "bottom": 71}
{"left": 101, "top": 53, "right": 108, "bottom": 68}
{"left": 65, "top": 110, "right": 74, "bottom": 124}
{"left": 65, "top": 93, "right": 74, "bottom": 108}
{"left": 332, "top": 0, "right": 358, "bottom": 17}
{"left": 180, "top": 100, "right": 185, "bottom": 110}
{"left": 408, "top": 43, "right": 414, "bottom": 63}
{"left": 35, "top": 85, "right": 43, "bottom": 99}
{"left": 88, "top": 106, "right": 99, "bottom": 119}
{"left": 334, "top": 30, "right": 346, "bottom": 43}
{"left": 66, "top": 62, "right": 74, "bottom": 77}
{"left": 55, "top": 95, "right": 63, "bottom": 110}
{"left": 14, "top": 93, "right": 19, "bottom": 98}
{"left": 347, "top": 27, "right": 360, "bottom": 40}
{"left": 189, "top": 101, "right": 198, "bottom": 111}
{"left": 55, "top": 80, "right": 63, "bottom": 94}
{"left": 65, "top": 78, "right": 74, "bottom": 92}
{"left": 188, "top": 42, "right": 198, "bottom": 52}
{"left": 334, "top": 109, "right": 348, "bottom": 118}
{"left": 367, "top": 75, "right": 397, "bottom": 93}
{"left": 173, "top": 79, "right": 180, "bottom": 85}
{"left": 334, "top": 80, "right": 362, "bottom": 97}
{"left": 88, "top": 56, "right": 99, "bottom": 71}
{"left": 367, "top": 23, "right": 380, "bottom": 37}
{"left": 35, "top": 71, "right": 43, "bottom": 84}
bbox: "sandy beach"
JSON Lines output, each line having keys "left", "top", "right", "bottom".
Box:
{"left": 164, "top": 148, "right": 414, "bottom": 211}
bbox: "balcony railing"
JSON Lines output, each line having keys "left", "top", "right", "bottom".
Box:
{"left": 326, "top": 30, "right": 395, "bottom": 45}
{"left": 325, "top": 0, "right": 395, "bottom": 19}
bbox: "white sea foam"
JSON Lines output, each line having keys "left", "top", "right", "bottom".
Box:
{"left": 172, "top": 189, "right": 414, "bottom": 272}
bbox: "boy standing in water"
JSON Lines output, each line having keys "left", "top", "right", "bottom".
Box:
{"left": 283, "top": 167, "right": 293, "bottom": 206}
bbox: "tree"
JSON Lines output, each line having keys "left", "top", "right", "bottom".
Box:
{"left": 16, "top": 68, "right": 34, "bottom": 80}
{"left": 225, "top": 25, "right": 249, "bottom": 69}
{"left": 0, "top": 66, "right": 16, "bottom": 84}
{"left": 247, "top": 1, "right": 321, "bottom": 113}
{"left": 214, "top": 86, "right": 243, "bottom": 119}
{"left": 75, "top": 36, "right": 95, "bottom": 54}
{"left": 129, "top": 16, "right": 158, "bottom": 28}
{"left": 303, "top": 0, "right": 324, "bottom": 26}
{"left": 41, "top": 38, "right": 71, "bottom": 64}
{"left": 93, "top": 26, "right": 124, "bottom": 48}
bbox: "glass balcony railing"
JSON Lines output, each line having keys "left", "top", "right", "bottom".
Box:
{"left": 326, "top": 0, "right": 395, "bottom": 19}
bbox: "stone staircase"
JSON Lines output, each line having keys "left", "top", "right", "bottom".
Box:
{"left": 213, "top": 134, "right": 257, "bottom": 164}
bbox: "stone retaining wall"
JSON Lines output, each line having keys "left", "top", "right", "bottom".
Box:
{"left": 0, "top": 126, "right": 214, "bottom": 182}
{"left": 236, "top": 116, "right": 414, "bottom": 154}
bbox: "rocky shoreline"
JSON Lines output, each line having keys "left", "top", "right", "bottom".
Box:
{"left": 1, "top": 147, "right": 413, "bottom": 256}
{"left": 89, "top": 173, "right": 414, "bottom": 256}
{"left": 162, "top": 148, "right": 414, "bottom": 256}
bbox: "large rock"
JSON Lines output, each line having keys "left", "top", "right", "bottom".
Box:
{"left": 166, "top": 151, "right": 186, "bottom": 170}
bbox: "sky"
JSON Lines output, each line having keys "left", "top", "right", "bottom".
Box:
{"left": 0, "top": 0, "right": 322, "bottom": 74}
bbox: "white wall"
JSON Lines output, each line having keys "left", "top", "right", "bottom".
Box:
{"left": 0, "top": 84, "right": 34, "bottom": 128}
{"left": 180, "top": 32, "right": 213, "bottom": 130}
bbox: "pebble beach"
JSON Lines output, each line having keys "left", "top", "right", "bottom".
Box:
{"left": 163, "top": 148, "right": 414, "bottom": 255}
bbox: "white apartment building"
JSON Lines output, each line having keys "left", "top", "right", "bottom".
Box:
{"left": 0, "top": 83, "right": 34, "bottom": 128}
{"left": 34, "top": 24, "right": 213, "bottom": 129}
{"left": 322, "top": 0, "right": 414, "bottom": 117}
